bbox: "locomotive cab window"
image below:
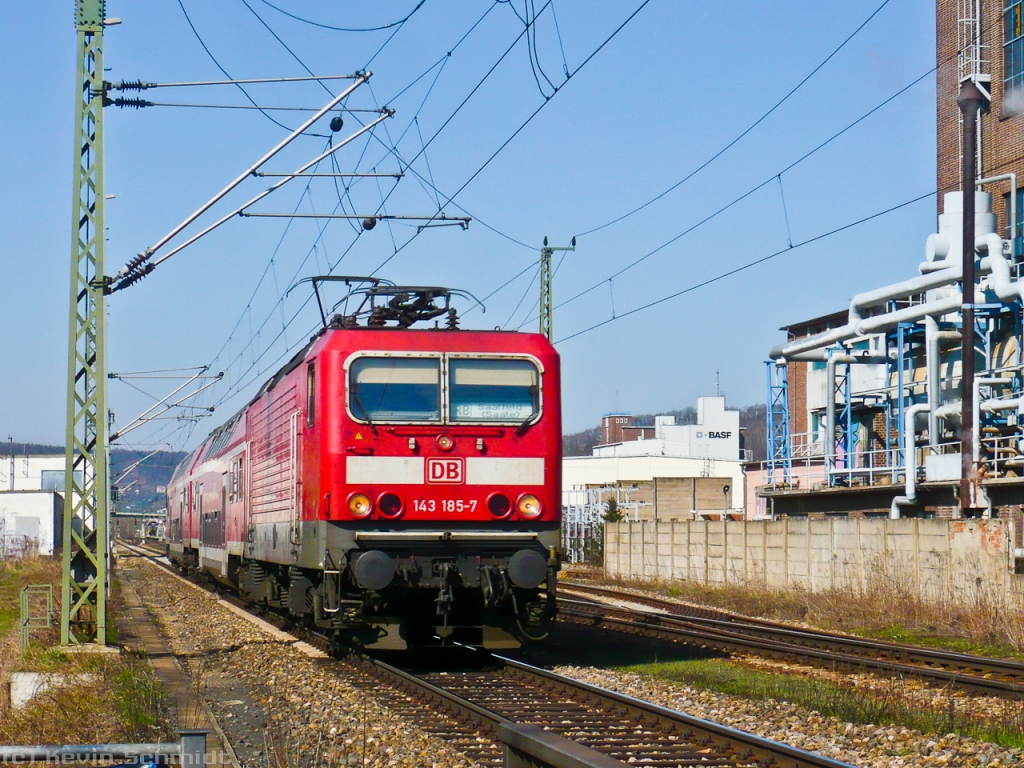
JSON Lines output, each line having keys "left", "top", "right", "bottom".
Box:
{"left": 449, "top": 358, "right": 539, "bottom": 423}
{"left": 349, "top": 357, "right": 441, "bottom": 422}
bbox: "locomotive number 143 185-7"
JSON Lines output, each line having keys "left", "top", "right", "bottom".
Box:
{"left": 413, "top": 498, "right": 479, "bottom": 513}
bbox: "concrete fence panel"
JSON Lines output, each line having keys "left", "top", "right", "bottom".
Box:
{"left": 603, "top": 518, "right": 1021, "bottom": 608}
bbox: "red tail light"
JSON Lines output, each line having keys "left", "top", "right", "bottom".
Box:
{"left": 377, "top": 492, "right": 404, "bottom": 519}
{"left": 487, "top": 492, "right": 512, "bottom": 519}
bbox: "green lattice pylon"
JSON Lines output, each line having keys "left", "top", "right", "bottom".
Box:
{"left": 61, "top": 0, "right": 108, "bottom": 646}
{"left": 539, "top": 244, "right": 553, "bottom": 341}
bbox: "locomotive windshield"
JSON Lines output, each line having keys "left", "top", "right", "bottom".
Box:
{"left": 449, "top": 358, "right": 539, "bottom": 423}
{"left": 349, "top": 357, "right": 441, "bottom": 421}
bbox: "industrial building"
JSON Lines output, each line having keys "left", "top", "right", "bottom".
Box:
{"left": 562, "top": 397, "right": 747, "bottom": 561}
{"left": 755, "top": 0, "right": 1024, "bottom": 530}
{"left": 0, "top": 454, "right": 67, "bottom": 557}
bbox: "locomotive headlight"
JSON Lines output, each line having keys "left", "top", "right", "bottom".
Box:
{"left": 517, "top": 494, "right": 542, "bottom": 519}
{"left": 348, "top": 492, "right": 373, "bottom": 518}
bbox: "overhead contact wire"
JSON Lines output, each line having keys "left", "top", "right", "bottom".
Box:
{"left": 573, "top": 0, "right": 893, "bottom": 238}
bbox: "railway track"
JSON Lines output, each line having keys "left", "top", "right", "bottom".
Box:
{"left": 357, "top": 651, "right": 853, "bottom": 768}
{"left": 558, "top": 580, "right": 1024, "bottom": 699}
{"left": 116, "top": 541, "right": 853, "bottom": 768}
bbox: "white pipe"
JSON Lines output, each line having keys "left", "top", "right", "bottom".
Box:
{"left": 977, "top": 234, "right": 1023, "bottom": 302}
{"left": 925, "top": 316, "right": 962, "bottom": 447}
{"left": 891, "top": 400, "right": 962, "bottom": 519}
{"left": 980, "top": 396, "right": 1024, "bottom": 412}
{"left": 772, "top": 293, "right": 963, "bottom": 360}
{"left": 974, "top": 378, "right": 1014, "bottom": 462}
{"left": 847, "top": 267, "right": 963, "bottom": 324}
{"left": 772, "top": 231, "right": 1022, "bottom": 361}
{"left": 891, "top": 402, "right": 931, "bottom": 518}
{"left": 856, "top": 294, "right": 963, "bottom": 335}
{"left": 825, "top": 353, "right": 891, "bottom": 474}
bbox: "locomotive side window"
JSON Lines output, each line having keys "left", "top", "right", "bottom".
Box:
{"left": 306, "top": 362, "right": 316, "bottom": 429}
{"left": 449, "top": 358, "right": 539, "bottom": 423}
{"left": 349, "top": 357, "right": 441, "bottom": 422}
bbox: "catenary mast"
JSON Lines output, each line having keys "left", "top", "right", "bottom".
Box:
{"left": 61, "top": 0, "right": 109, "bottom": 645}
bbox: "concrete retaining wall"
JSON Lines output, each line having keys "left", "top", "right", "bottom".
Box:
{"left": 605, "top": 518, "right": 1024, "bottom": 606}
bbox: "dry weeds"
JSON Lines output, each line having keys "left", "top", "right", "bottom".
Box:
{"left": 0, "top": 557, "right": 173, "bottom": 746}
{"left": 584, "top": 569, "right": 1024, "bottom": 657}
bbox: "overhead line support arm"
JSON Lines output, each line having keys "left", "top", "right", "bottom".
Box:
{"left": 112, "top": 72, "right": 371, "bottom": 289}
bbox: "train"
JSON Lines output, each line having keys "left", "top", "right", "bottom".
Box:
{"left": 166, "top": 281, "right": 561, "bottom": 649}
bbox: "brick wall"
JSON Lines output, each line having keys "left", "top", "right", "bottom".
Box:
{"left": 937, "top": 0, "right": 1024, "bottom": 231}
{"left": 788, "top": 361, "right": 808, "bottom": 436}
{"left": 601, "top": 415, "right": 634, "bottom": 444}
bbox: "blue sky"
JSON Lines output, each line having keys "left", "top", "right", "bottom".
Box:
{"left": 1, "top": 0, "right": 938, "bottom": 449}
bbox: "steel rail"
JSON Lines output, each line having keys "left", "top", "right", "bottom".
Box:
{"left": 557, "top": 593, "right": 1024, "bottom": 700}
{"left": 560, "top": 581, "right": 1024, "bottom": 681}
{"left": 121, "top": 547, "right": 1024, "bottom": 697}
{"left": 116, "top": 542, "right": 851, "bottom": 767}
{"left": 389, "top": 653, "right": 853, "bottom": 768}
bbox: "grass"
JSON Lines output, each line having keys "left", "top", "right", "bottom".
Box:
{"left": 590, "top": 573, "right": 1024, "bottom": 660}
{"left": 0, "top": 557, "right": 173, "bottom": 746}
{"left": 626, "top": 658, "right": 1024, "bottom": 750}
{"left": 0, "top": 558, "right": 61, "bottom": 638}
{"left": 0, "top": 649, "right": 173, "bottom": 744}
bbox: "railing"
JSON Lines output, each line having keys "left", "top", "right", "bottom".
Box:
{"left": 0, "top": 731, "right": 207, "bottom": 766}
{"left": 19, "top": 585, "right": 52, "bottom": 658}
{"left": 756, "top": 432, "right": 1024, "bottom": 493}
{"left": 979, "top": 433, "right": 1024, "bottom": 477}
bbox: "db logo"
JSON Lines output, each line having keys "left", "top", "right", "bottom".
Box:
{"left": 426, "top": 457, "right": 464, "bottom": 484}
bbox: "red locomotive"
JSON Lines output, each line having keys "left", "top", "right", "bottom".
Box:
{"left": 167, "top": 281, "right": 561, "bottom": 648}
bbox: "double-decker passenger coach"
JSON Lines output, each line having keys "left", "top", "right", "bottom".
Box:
{"left": 167, "top": 281, "right": 561, "bottom": 648}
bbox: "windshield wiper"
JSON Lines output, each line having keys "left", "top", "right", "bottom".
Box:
{"left": 350, "top": 386, "right": 378, "bottom": 436}
{"left": 515, "top": 396, "right": 539, "bottom": 437}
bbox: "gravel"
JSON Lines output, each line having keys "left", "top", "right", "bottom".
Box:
{"left": 124, "top": 555, "right": 1024, "bottom": 767}
{"left": 120, "top": 556, "right": 475, "bottom": 768}
{"left": 555, "top": 665, "right": 1024, "bottom": 768}
{"left": 736, "top": 655, "right": 1024, "bottom": 728}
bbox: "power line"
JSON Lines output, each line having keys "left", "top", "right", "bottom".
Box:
{"left": 550, "top": 0, "right": 570, "bottom": 78}
{"left": 371, "top": 0, "right": 653, "bottom": 276}
{"left": 506, "top": 11, "right": 1012, "bottom": 327}
{"left": 186, "top": 0, "right": 460, "bottom": 411}
{"left": 256, "top": 0, "right": 428, "bottom": 33}
{"left": 557, "top": 190, "right": 937, "bottom": 344}
{"left": 573, "top": 0, "right": 893, "bottom": 239}
{"left": 473, "top": 260, "right": 540, "bottom": 310}
{"left": 515, "top": 61, "right": 937, "bottom": 329}
{"left": 190, "top": 3, "right": 509, "bottom": 411}
{"left": 302, "top": 0, "right": 558, "bottom": 279}
{"left": 175, "top": 0, "right": 327, "bottom": 136}
{"left": 121, "top": 102, "right": 383, "bottom": 112}
{"left": 199, "top": 0, "right": 653, "bottom": 416}
{"left": 503, "top": 264, "right": 541, "bottom": 329}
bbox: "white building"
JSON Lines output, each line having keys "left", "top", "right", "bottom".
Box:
{"left": 593, "top": 398, "right": 743, "bottom": 461}
{"left": 0, "top": 492, "right": 63, "bottom": 557}
{"left": 0, "top": 455, "right": 70, "bottom": 492}
{"left": 564, "top": 397, "right": 747, "bottom": 519}
{"left": 0, "top": 455, "right": 70, "bottom": 557}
